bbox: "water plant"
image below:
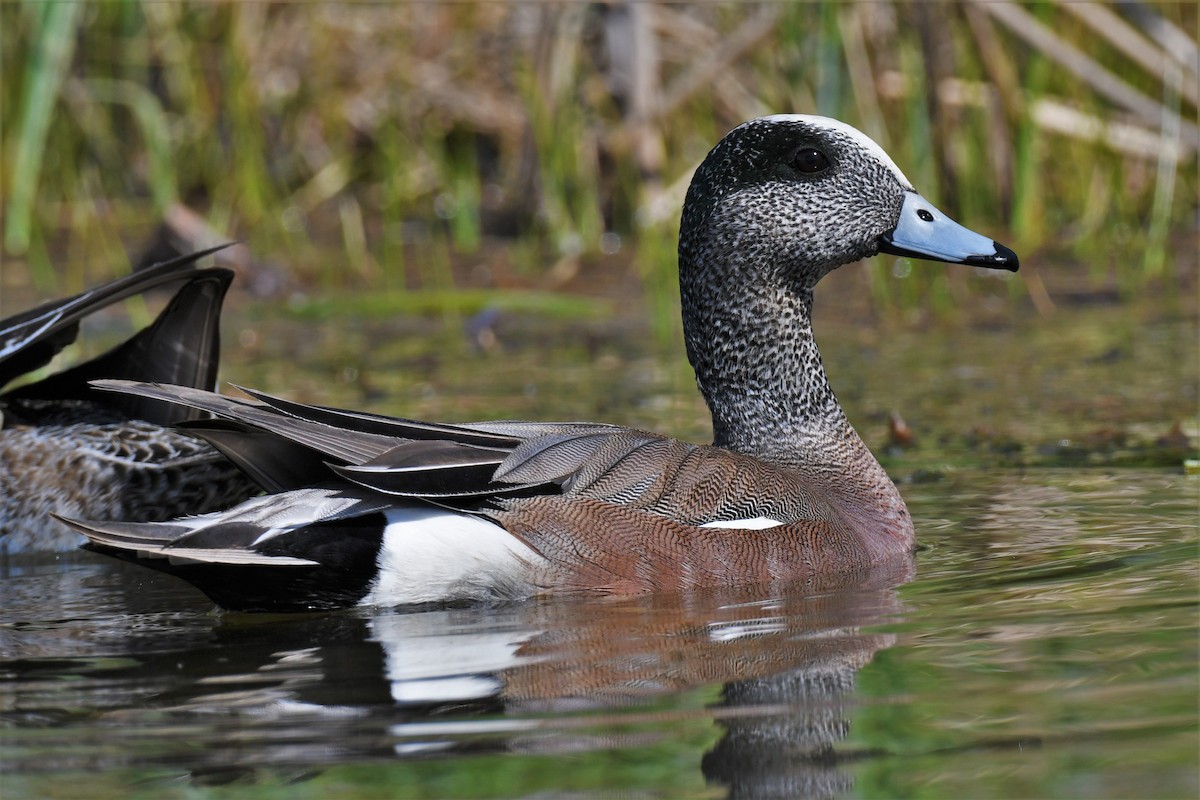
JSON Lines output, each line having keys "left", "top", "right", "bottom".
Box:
{"left": 1, "top": 2, "right": 1194, "bottom": 320}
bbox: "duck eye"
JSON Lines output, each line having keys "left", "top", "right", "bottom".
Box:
{"left": 790, "top": 148, "right": 830, "bottom": 175}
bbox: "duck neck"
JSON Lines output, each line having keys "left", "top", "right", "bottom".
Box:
{"left": 683, "top": 279, "right": 855, "bottom": 466}
{"left": 682, "top": 274, "right": 912, "bottom": 546}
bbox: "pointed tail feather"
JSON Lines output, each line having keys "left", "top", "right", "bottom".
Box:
{"left": 6, "top": 270, "right": 234, "bottom": 424}
{"left": 0, "top": 244, "right": 234, "bottom": 387}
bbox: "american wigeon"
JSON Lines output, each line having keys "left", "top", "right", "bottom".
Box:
{"left": 62, "top": 116, "right": 1018, "bottom": 611}
{"left": 0, "top": 247, "right": 256, "bottom": 552}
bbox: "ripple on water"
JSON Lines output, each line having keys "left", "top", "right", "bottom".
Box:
{"left": 0, "top": 469, "right": 1196, "bottom": 799}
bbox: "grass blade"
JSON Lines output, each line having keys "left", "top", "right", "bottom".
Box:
{"left": 4, "top": 1, "right": 83, "bottom": 256}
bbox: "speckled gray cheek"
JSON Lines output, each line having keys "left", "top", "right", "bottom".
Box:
{"left": 682, "top": 129, "right": 905, "bottom": 290}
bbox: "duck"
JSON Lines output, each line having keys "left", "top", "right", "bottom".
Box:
{"left": 0, "top": 246, "right": 257, "bottom": 552}
{"left": 61, "top": 115, "right": 1018, "bottom": 611}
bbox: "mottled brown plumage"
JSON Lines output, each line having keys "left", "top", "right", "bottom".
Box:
{"left": 0, "top": 248, "right": 257, "bottom": 552}
{"left": 0, "top": 419, "right": 253, "bottom": 550}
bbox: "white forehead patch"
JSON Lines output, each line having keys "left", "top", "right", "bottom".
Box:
{"left": 752, "top": 114, "right": 914, "bottom": 189}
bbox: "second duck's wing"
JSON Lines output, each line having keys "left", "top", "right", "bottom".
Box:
{"left": 4, "top": 267, "right": 234, "bottom": 425}
{"left": 0, "top": 244, "right": 232, "bottom": 392}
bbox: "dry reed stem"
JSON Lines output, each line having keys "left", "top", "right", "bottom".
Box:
{"left": 1061, "top": 2, "right": 1200, "bottom": 109}
{"left": 977, "top": 0, "right": 1200, "bottom": 152}
{"left": 655, "top": 6, "right": 781, "bottom": 124}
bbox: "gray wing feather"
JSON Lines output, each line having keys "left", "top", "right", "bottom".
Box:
{"left": 493, "top": 432, "right": 613, "bottom": 483}
{"left": 88, "top": 380, "right": 812, "bottom": 525}
{"left": 94, "top": 380, "right": 398, "bottom": 464}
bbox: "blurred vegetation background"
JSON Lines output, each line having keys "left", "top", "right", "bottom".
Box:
{"left": 1, "top": 1, "right": 1196, "bottom": 326}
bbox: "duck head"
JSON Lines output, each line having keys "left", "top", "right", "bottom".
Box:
{"left": 679, "top": 114, "right": 1018, "bottom": 294}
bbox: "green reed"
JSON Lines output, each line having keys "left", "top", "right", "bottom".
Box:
{"left": 0, "top": 1, "right": 1194, "bottom": 328}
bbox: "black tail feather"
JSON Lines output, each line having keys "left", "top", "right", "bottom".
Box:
{"left": 0, "top": 243, "right": 233, "bottom": 390}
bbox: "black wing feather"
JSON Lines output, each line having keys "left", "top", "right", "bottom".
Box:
{"left": 0, "top": 244, "right": 232, "bottom": 390}
{"left": 5, "top": 269, "right": 233, "bottom": 424}
{"left": 179, "top": 419, "right": 332, "bottom": 493}
{"left": 234, "top": 384, "right": 524, "bottom": 448}
{"left": 86, "top": 381, "right": 686, "bottom": 508}
{"left": 94, "top": 380, "right": 399, "bottom": 464}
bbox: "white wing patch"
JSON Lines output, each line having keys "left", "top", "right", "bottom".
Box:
{"left": 756, "top": 114, "right": 914, "bottom": 189}
{"left": 700, "top": 516, "right": 786, "bottom": 530}
{"left": 162, "top": 549, "right": 319, "bottom": 567}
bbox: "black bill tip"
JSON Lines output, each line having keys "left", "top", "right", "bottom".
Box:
{"left": 963, "top": 241, "right": 1019, "bottom": 272}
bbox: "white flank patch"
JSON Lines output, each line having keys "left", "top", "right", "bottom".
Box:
{"left": 700, "top": 516, "right": 786, "bottom": 530}
{"left": 363, "top": 507, "right": 545, "bottom": 607}
{"left": 757, "top": 114, "right": 914, "bottom": 189}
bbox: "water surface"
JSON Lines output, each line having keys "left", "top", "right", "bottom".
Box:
{"left": 1, "top": 288, "right": 1196, "bottom": 799}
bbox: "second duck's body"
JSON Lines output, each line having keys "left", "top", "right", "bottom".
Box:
{"left": 0, "top": 249, "right": 257, "bottom": 552}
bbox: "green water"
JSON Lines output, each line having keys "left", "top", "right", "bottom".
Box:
{"left": 1, "top": 288, "right": 1196, "bottom": 799}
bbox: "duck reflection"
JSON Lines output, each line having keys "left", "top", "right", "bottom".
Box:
{"left": 381, "top": 560, "right": 908, "bottom": 799}
{"left": 702, "top": 649, "right": 869, "bottom": 800}
{"left": 46, "top": 557, "right": 910, "bottom": 792}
